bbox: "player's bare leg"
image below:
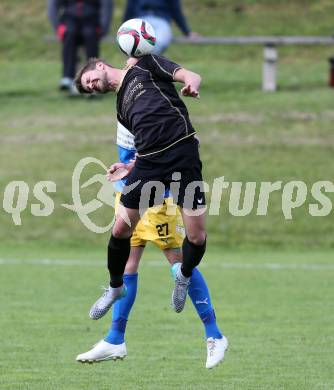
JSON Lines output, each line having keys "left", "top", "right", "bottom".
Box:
{"left": 89, "top": 206, "right": 143, "bottom": 320}
{"left": 163, "top": 248, "right": 183, "bottom": 265}
{"left": 123, "top": 246, "right": 145, "bottom": 273}
{"left": 180, "top": 210, "right": 206, "bottom": 246}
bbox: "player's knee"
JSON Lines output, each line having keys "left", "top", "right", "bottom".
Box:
{"left": 112, "top": 224, "right": 132, "bottom": 239}
{"left": 187, "top": 231, "right": 206, "bottom": 246}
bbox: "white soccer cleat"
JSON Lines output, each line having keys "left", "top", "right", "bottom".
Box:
{"left": 206, "top": 336, "right": 229, "bottom": 369}
{"left": 76, "top": 340, "right": 127, "bottom": 363}
{"left": 89, "top": 284, "right": 127, "bottom": 320}
{"left": 59, "top": 77, "right": 73, "bottom": 91}
{"left": 171, "top": 263, "right": 190, "bottom": 313}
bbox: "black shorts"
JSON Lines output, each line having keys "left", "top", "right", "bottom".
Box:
{"left": 120, "top": 136, "right": 206, "bottom": 210}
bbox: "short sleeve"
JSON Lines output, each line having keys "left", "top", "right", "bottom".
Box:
{"left": 143, "top": 55, "right": 182, "bottom": 82}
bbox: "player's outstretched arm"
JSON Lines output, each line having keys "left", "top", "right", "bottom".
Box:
{"left": 173, "top": 68, "right": 202, "bottom": 98}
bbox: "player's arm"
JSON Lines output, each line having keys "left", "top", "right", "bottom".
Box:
{"left": 106, "top": 160, "right": 135, "bottom": 182}
{"left": 173, "top": 68, "right": 202, "bottom": 98}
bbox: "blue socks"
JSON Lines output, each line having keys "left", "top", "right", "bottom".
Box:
{"left": 187, "top": 267, "right": 223, "bottom": 340}
{"left": 105, "top": 265, "right": 222, "bottom": 345}
{"left": 105, "top": 273, "right": 138, "bottom": 345}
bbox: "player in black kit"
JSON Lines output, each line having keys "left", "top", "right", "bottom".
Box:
{"left": 75, "top": 54, "right": 208, "bottom": 319}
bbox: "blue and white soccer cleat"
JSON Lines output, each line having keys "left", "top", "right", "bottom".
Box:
{"left": 205, "top": 336, "right": 229, "bottom": 369}
{"left": 171, "top": 263, "right": 190, "bottom": 313}
{"left": 89, "top": 284, "right": 127, "bottom": 320}
{"left": 76, "top": 340, "right": 127, "bottom": 363}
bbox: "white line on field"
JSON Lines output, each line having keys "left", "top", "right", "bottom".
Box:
{"left": 0, "top": 258, "right": 333, "bottom": 270}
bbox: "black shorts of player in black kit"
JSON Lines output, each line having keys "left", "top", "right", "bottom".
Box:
{"left": 120, "top": 136, "right": 206, "bottom": 210}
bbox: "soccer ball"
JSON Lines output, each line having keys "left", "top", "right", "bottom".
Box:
{"left": 116, "top": 18, "right": 156, "bottom": 58}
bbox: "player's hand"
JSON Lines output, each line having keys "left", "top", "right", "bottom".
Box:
{"left": 181, "top": 84, "right": 200, "bottom": 99}
{"left": 106, "top": 163, "right": 127, "bottom": 181}
{"left": 106, "top": 160, "right": 135, "bottom": 182}
{"left": 56, "top": 24, "right": 66, "bottom": 41}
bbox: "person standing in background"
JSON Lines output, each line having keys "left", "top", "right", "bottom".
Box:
{"left": 123, "top": 0, "right": 198, "bottom": 54}
{"left": 48, "top": 0, "right": 113, "bottom": 94}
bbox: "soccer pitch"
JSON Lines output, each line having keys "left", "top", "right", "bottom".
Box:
{"left": 1, "top": 1, "right": 334, "bottom": 388}
{"left": 0, "top": 247, "right": 333, "bottom": 389}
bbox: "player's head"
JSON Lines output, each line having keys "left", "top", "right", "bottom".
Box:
{"left": 75, "top": 58, "right": 112, "bottom": 94}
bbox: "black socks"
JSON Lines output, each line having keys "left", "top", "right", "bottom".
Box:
{"left": 181, "top": 236, "right": 207, "bottom": 277}
{"left": 108, "top": 235, "right": 131, "bottom": 288}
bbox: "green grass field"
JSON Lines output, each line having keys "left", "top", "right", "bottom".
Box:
{"left": 1, "top": 247, "right": 334, "bottom": 390}
{"left": 1, "top": 0, "right": 334, "bottom": 388}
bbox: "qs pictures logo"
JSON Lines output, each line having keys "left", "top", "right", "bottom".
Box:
{"left": 62, "top": 157, "right": 118, "bottom": 234}
{"left": 2, "top": 156, "right": 334, "bottom": 231}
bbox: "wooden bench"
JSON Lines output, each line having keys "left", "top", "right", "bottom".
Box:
{"left": 174, "top": 36, "right": 334, "bottom": 91}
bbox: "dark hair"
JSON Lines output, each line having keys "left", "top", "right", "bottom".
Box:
{"left": 74, "top": 57, "right": 109, "bottom": 94}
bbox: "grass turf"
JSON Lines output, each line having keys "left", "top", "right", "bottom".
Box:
{"left": 1, "top": 1, "right": 334, "bottom": 388}
{"left": 0, "top": 246, "right": 333, "bottom": 390}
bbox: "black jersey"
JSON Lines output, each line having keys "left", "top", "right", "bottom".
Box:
{"left": 116, "top": 55, "right": 196, "bottom": 157}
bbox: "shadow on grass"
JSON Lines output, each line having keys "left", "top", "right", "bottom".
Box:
{"left": 0, "top": 89, "right": 106, "bottom": 102}
{"left": 0, "top": 89, "right": 51, "bottom": 98}
{"left": 277, "top": 83, "right": 331, "bottom": 92}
